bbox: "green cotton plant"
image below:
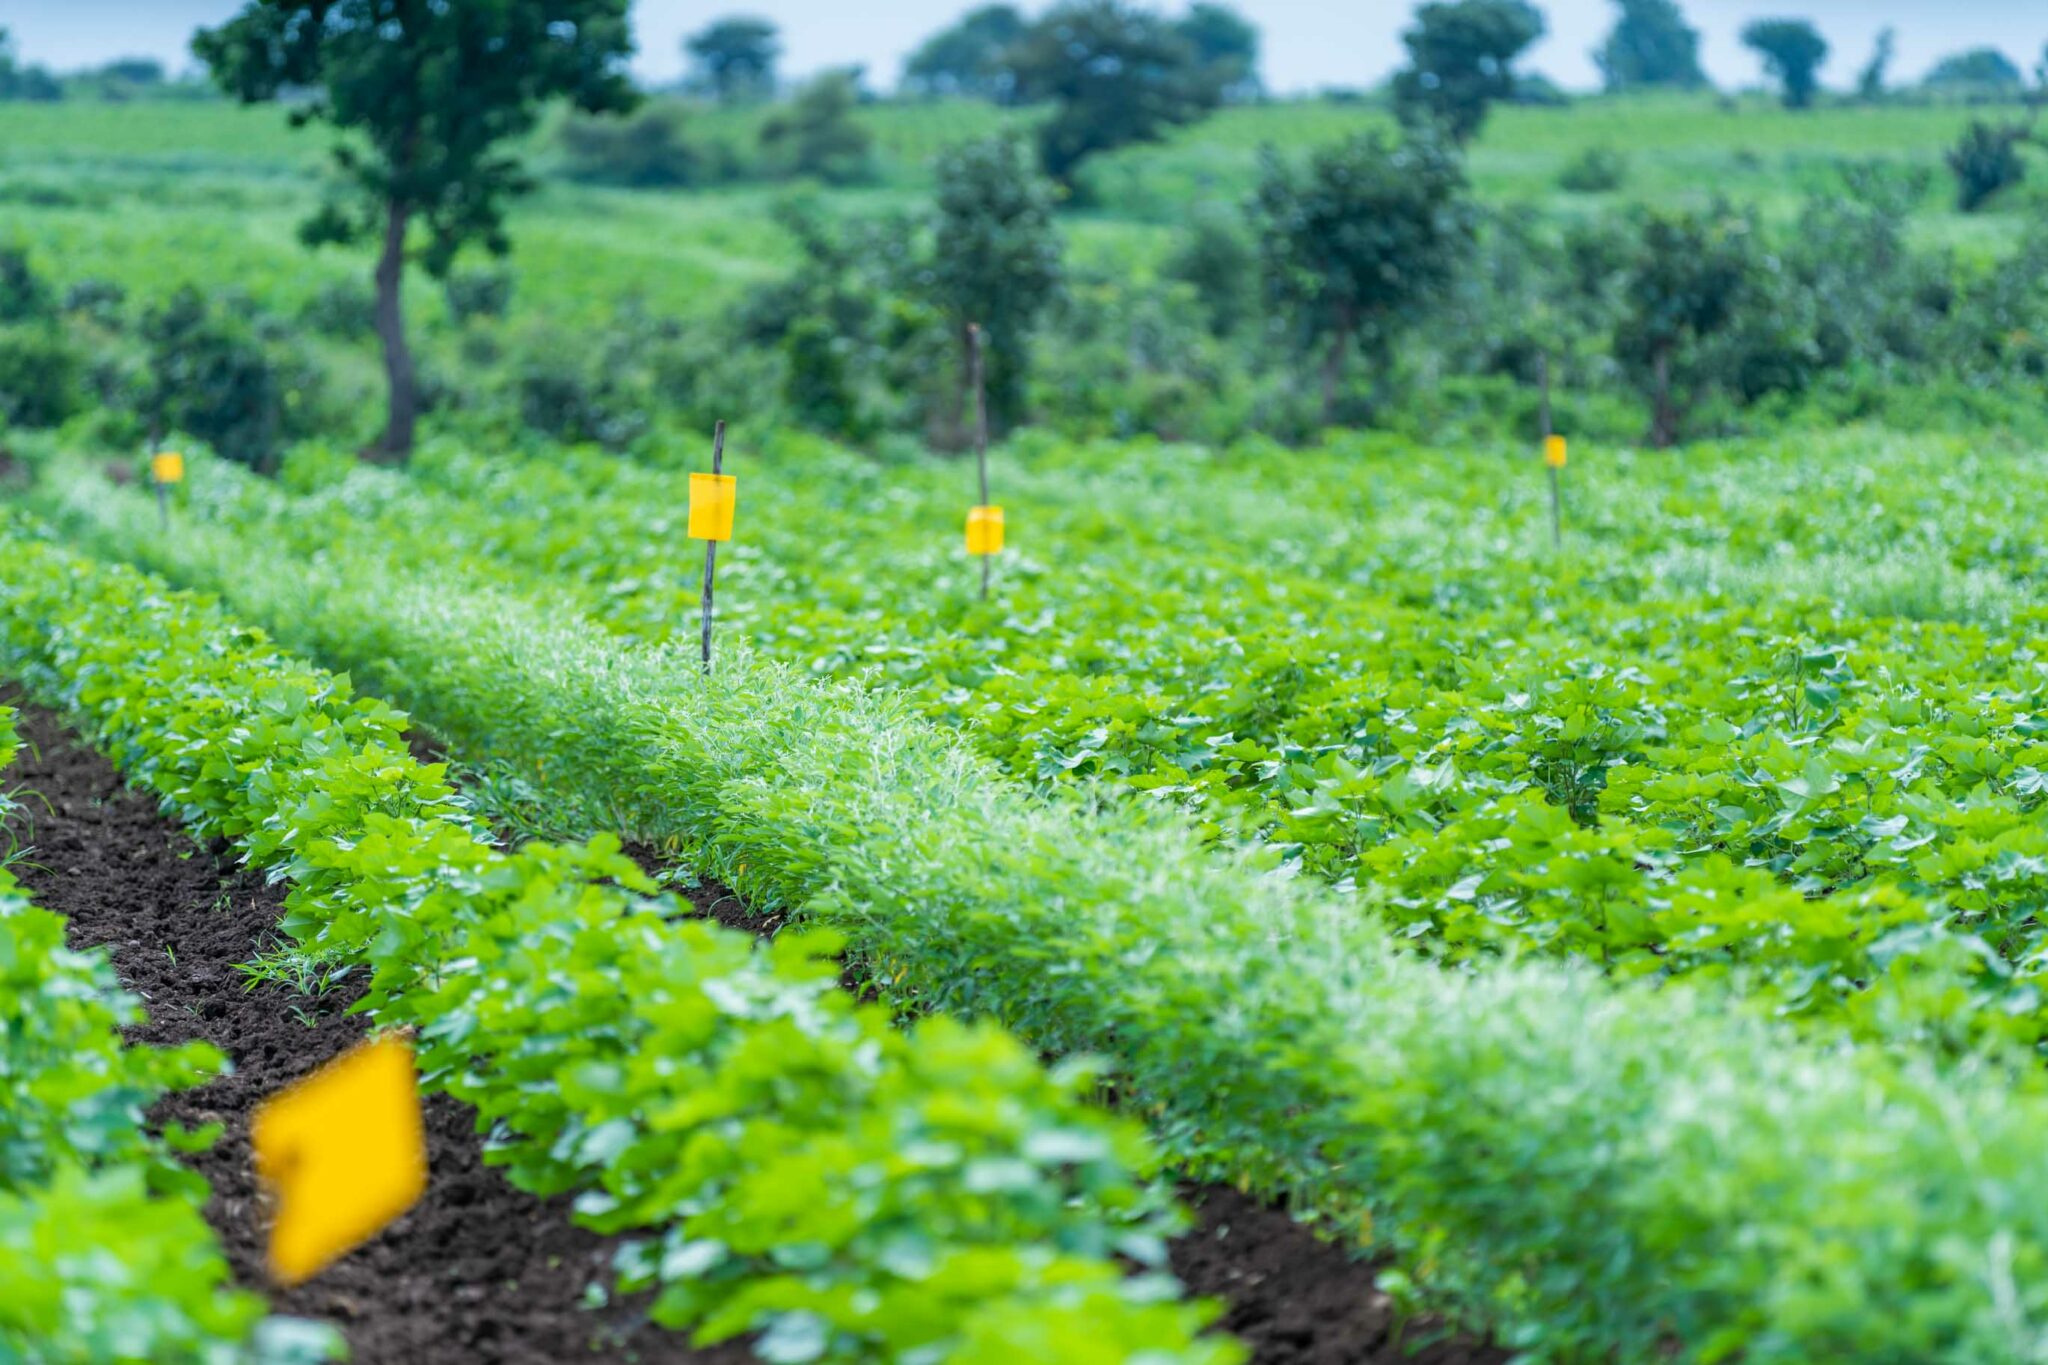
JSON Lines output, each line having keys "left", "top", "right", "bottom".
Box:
{"left": 71, "top": 433, "right": 2048, "bottom": 1054}
{"left": 39, "top": 483, "right": 2048, "bottom": 1361}
{"left": 0, "top": 706, "right": 302, "bottom": 1362}
{"left": 0, "top": 525, "right": 1239, "bottom": 1365}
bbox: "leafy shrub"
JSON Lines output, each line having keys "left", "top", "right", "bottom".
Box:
{"left": 758, "top": 70, "right": 874, "bottom": 185}
{"left": 443, "top": 267, "right": 514, "bottom": 324}
{"left": 1164, "top": 210, "right": 1257, "bottom": 336}
{"left": 298, "top": 279, "right": 377, "bottom": 338}
{"left": 1947, "top": 119, "right": 2029, "bottom": 212}
{"left": 559, "top": 101, "right": 738, "bottom": 188}
{"left": 139, "top": 287, "right": 318, "bottom": 471}
{"left": 0, "top": 325, "right": 82, "bottom": 429}
{"left": 1556, "top": 144, "right": 1629, "bottom": 193}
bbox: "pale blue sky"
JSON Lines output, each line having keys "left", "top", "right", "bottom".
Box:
{"left": 6, "top": 1, "right": 2043, "bottom": 95}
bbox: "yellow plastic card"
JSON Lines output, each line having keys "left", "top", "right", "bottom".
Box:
{"left": 251, "top": 1036, "right": 428, "bottom": 1287}
{"left": 151, "top": 452, "right": 186, "bottom": 485}
{"left": 689, "top": 473, "right": 736, "bottom": 542}
{"left": 1544, "top": 435, "right": 1568, "bottom": 469}
{"left": 966, "top": 505, "right": 1004, "bottom": 556}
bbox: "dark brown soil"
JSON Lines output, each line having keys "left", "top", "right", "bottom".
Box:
{"left": 2, "top": 701, "right": 747, "bottom": 1365}
{"left": 1170, "top": 1188, "right": 1507, "bottom": 1365}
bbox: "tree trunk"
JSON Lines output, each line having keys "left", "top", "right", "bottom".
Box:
{"left": 368, "top": 199, "right": 418, "bottom": 466}
{"left": 1648, "top": 342, "right": 1676, "bottom": 449}
{"left": 1320, "top": 330, "right": 1348, "bottom": 425}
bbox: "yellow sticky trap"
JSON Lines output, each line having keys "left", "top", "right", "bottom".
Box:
{"left": 1543, "top": 435, "right": 1568, "bottom": 469}
{"left": 251, "top": 1036, "right": 428, "bottom": 1287}
{"left": 966, "top": 505, "right": 1004, "bottom": 556}
{"left": 151, "top": 452, "right": 185, "bottom": 485}
{"left": 689, "top": 473, "right": 736, "bottom": 542}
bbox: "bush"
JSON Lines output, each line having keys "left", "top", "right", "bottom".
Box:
{"left": 1165, "top": 211, "right": 1257, "bottom": 336}
{"left": 139, "top": 287, "right": 315, "bottom": 471}
{"left": 0, "top": 324, "right": 82, "bottom": 428}
{"left": 1556, "top": 144, "right": 1629, "bottom": 193}
{"left": 443, "top": 268, "right": 514, "bottom": 324}
{"left": 559, "top": 102, "right": 735, "bottom": 188}
{"left": 1947, "top": 120, "right": 2029, "bottom": 212}
{"left": 298, "top": 279, "right": 377, "bottom": 338}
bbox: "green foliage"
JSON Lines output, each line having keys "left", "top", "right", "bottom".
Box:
{"left": 1856, "top": 27, "right": 1894, "bottom": 102}
{"left": 53, "top": 446, "right": 2048, "bottom": 1363}
{"left": 928, "top": 136, "right": 1062, "bottom": 434}
{"left": 1613, "top": 202, "right": 1761, "bottom": 443}
{"left": 0, "top": 521, "right": 1237, "bottom": 1365}
{"left": 1742, "top": 18, "right": 1830, "bottom": 111}
{"left": 760, "top": 70, "right": 875, "bottom": 185}
{"left": 901, "top": 5, "right": 1027, "bottom": 101}
{"left": 0, "top": 28, "right": 62, "bottom": 103}
{"left": 1248, "top": 130, "right": 1471, "bottom": 418}
{"left": 685, "top": 16, "right": 781, "bottom": 104}
{"left": 1175, "top": 4, "right": 1261, "bottom": 103}
{"left": 197, "top": 0, "right": 637, "bottom": 277}
{"left": 137, "top": 287, "right": 312, "bottom": 471}
{"left": 0, "top": 325, "right": 82, "bottom": 430}
{"left": 1006, "top": 0, "right": 1222, "bottom": 184}
{"left": 1923, "top": 48, "right": 2026, "bottom": 97}
{"left": 1594, "top": 0, "right": 1706, "bottom": 91}
{"left": 1164, "top": 211, "right": 1257, "bottom": 336}
{"left": 1555, "top": 144, "right": 1629, "bottom": 193}
{"left": 559, "top": 101, "right": 735, "bottom": 189}
{"left": 1391, "top": 0, "right": 1547, "bottom": 144}
{"left": 1947, "top": 120, "right": 2031, "bottom": 211}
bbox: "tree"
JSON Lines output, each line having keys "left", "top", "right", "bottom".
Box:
{"left": 1947, "top": 121, "right": 2028, "bottom": 212}
{"left": 1595, "top": 0, "right": 1706, "bottom": 90}
{"left": 901, "top": 5, "right": 1026, "bottom": 101}
{"left": 1741, "top": 19, "right": 1828, "bottom": 111}
{"left": 760, "top": 69, "right": 874, "bottom": 184}
{"left": 1614, "top": 204, "right": 1759, "bottom": 446}
{"left": 685, "top": 16, "right": 780, "bottom": 104}
{"left": 926, "top": 136, "right": 1062, "bottom": 436}
{"left": 1176, "top": 3, "right": 1261, "bottom": 103}
{"left": 1247, "top": 131, "right": 1472, "bottom": 422}
{"left": 0, "top": 28, "right": 64, "bottom": 102}
{"left": 1924, "top": 48, "right": 2025, "bottom": 97}
{"left": 1391, "top": 0, "right": 1546, "bottom": 145}
{"left": 196, "top": 1, "right": 635, "bottom": 464}
{"left": 1005, "top": 1, "right": 1221, "bottom": 185}
{"left": 1856, "top": 27, "right": 1893, "bottom": 103}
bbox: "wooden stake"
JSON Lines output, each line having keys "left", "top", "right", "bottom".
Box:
{"left": 1540, "top": 352, "right": 1561, "bottom": 550}
{"left": 701, "top": 420, "right": 725, "bottom": 673}
{"left": 968, "top": 323, "right": 991, "bottom": 601}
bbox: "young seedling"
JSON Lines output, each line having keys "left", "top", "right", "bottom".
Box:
{"left": 690, "top": 421, "right": 736, "bottom": 671}
{"left": 965, "top": 323, "right": 1002, "bottom": 599}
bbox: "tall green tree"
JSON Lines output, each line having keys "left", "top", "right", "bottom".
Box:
{"left": 1005, "top": 0, "right": 1221, "bottom": 184}
{"left": 1176, "top": 3, "right": 1261, "bottom": 102}
{"left": 1923, "top": 48, "right": 2025, "bottom": 96}
{"left": 1741, "top": 18, "right": 1829, "bottom": 110}
{"left": 1856, "top": 27, "right": 1894, "bottom": 103}
{"left": 1247, "top": 130, "right": 1472, "bottom": 421}
{"left": 1594, "top": 0, "right": 1707, "bottom": 91}
{"left": 1614, "top": 203, "right": 1759, "bottom": 446}
{"left": 1391, "top": 0, "right": 1546, "bottom": 145}
{"left": 0, "top": 28, "right": 63, "bottom": 102}
{"left": 196, "top": 1, "right": 636, "bottom": 464}
{"left": 926, "top": 136, "right": 1061, "bottom": 436}
{"left": 685, "top": 16, "right": 780, "bottom": 103}
{"left": 901, "top": 5, "right": 1026, "bottom": 101}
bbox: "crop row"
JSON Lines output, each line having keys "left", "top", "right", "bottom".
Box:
{"left": 80, "top": 438, "right": 2048, "bottom": 1052}
{"left": 0, "top": 704, "right": 301, "bottom": 1362}
{"left": 0, "top": 521, "right": 1237, "bottom": 1365}
{"left": 41, "top": 464, "right": 2048, "bottom": 1361}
